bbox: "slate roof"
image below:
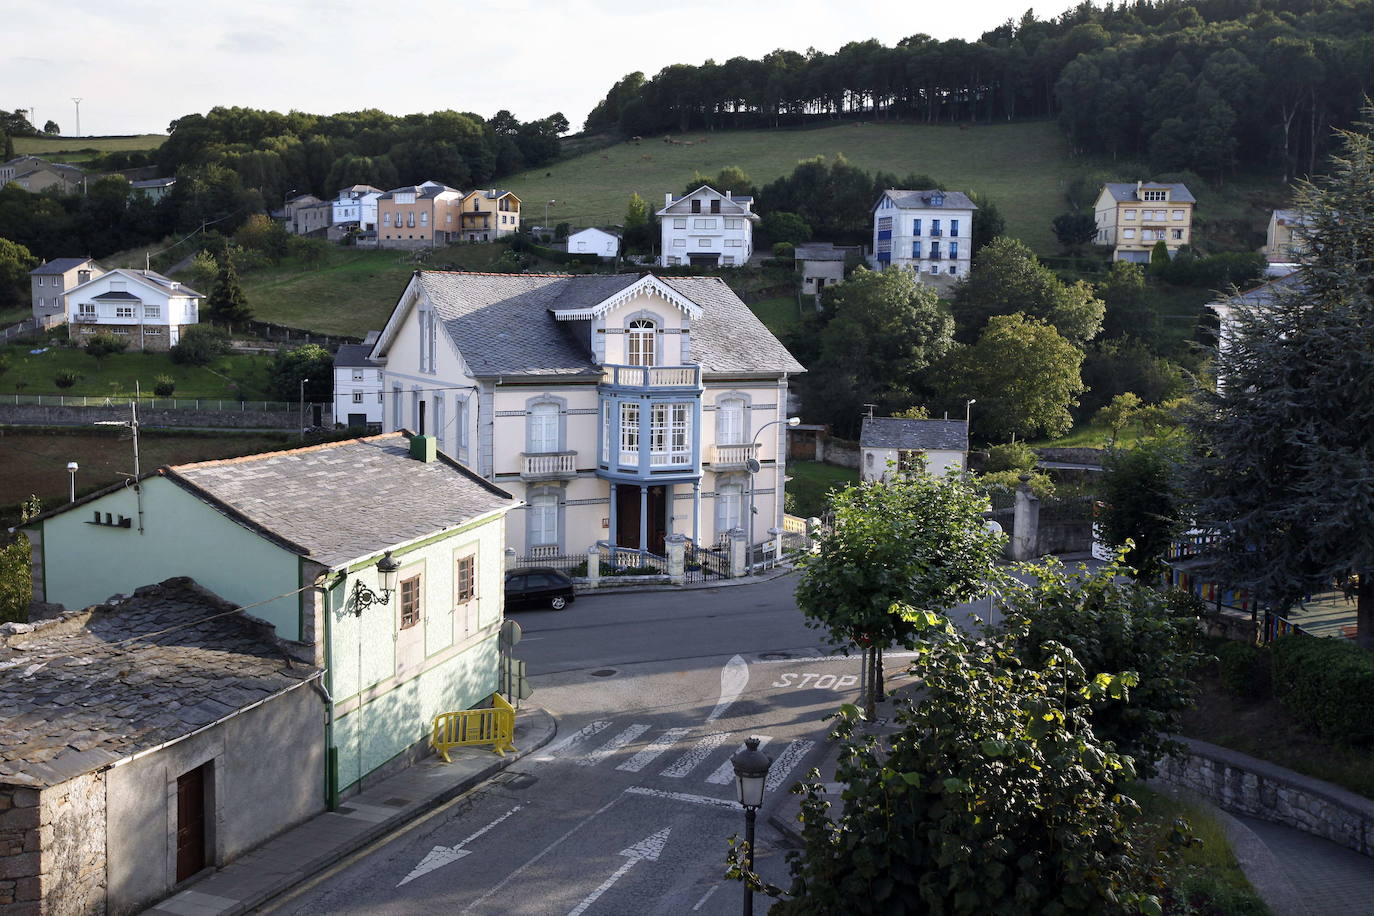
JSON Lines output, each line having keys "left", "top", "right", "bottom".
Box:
{"left": 408, "top": 272, "right": 804, "bottom": 378}
{"left": 0, "top": 578, "right": 317, "bottom": 788}
{"left": 69, "top": 267, "right": 203, "bottom": 300}
{"left": 1213, "top": 270, "right": 1306, "bottom": 312}
{"left": 31, "top": 257, "right": 94, "bottom": 276}
{"left": 334, "top": 344, "right": 379, "bottom": 369}
{"left": 380, "top": 182, "right": 460, "bottom": 200}
{"left": 130, "top": 177, "right": 175, "bottom": 190}
{"left": 92, "top": 290, "right": 140, "bottom": 301}
{"left": 1101, "top": 182, "right": 1196, "bottom": 204}
{"left": 882, "top": 189, "right": 977, "bottom": 211}
{"left": 167, "top": 433, "right": 518, "bottom": 569}
{"left": 794, "top": 243, "right": 852, "bottom": 262}
{"left": 860, "top": 418, "right": 969, "bottom": 452}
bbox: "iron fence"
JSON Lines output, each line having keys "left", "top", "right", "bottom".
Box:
{"left": 513, "top": 552, "right": 587, "bottom": 575}
{"left": 1, "top": 393, "right": 301, "bottom": 412}
{"left": 684, "top": 539, "right": 730, "bottom": 583}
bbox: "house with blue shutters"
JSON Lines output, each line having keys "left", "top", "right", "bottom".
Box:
{"left": 369, "top": 271, "right": 804, "bottom": 563}
{"left": 870, "top": 189, "right": 976, "bottom": 288}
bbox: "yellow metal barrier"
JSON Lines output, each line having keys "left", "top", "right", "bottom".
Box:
{"left": 430, "top": 694, "right": 517, "bottom": 762}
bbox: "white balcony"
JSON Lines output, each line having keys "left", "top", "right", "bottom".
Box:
{"left": 521, "top": 451, "right": 577, "bottom": 480}
{"left": 603, "top": 365, "right": 701, "bottom": 389}
{"left": 709, "top": 443, "right": 759, "bottom": 469}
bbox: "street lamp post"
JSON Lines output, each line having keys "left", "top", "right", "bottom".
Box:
{"left": 300, "top": 378, "right": 310, "bottom": 440}
{"left": 545, "top": 200, "right": 556, "bottom": 231}
{"left": 284, "top": 188, "right": 297, "bottom": 231}
{"left": 965, "top": 397, "right": 976, "bottom": 429}
{"left": 745, "top": 416, "right": 800, "bottom": 574}
{"left": 730, "top": 737, "right": 774, "bottom": 916}
{"left": 66, "top": 461, "right": 78, "bottom": 503}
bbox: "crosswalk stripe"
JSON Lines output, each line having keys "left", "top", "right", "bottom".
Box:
{"left": 534, "top": 720, "right": 611, "bottom": 761}
{"left": 579, "top": 724, "right": 651, "bottom": 767}
{"left": 764, "top": 739, "right": 815, "bottom": 792}
{"left": 616, "top": 727, "right": 690, "bottom": 773}
{"left": 704, "top": 736, "right": 773, "bottom": 785}
{"left": 660, "top": 732, "right": 729, "bottom": 778}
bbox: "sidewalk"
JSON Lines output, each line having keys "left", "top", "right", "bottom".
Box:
{"left": 146, "top": 706, "right": 556, "bottom": 916}
{"left": 577, "top": 563, "right": 797, "bottom": 597}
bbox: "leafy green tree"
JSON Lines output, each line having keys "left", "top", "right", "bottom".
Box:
{"left": 0, "top": 496, "right": 41, "bottom": 623}
{"left": 206, "top": 251, "right": 252, "bottom": 324}
{"left": 967, "top": 191, "right": 1005, "bottom": 257}
{"left": 760, "top": 211, "right": 811, "bottom": 246}
{"left": 1148, "top": 239, "right": 1171, "bottom": 272}
{"left": 0, "top": 237, "right": 38, "bottom": 308}
{"left": 233, "top": 213, "right": 290, "bottom": 262}
{"left": 1079, "top": 336, "right": 1187, "bottom": 418}
{"left": 1096, "top": 260, "right": 1154, "bottom": 341}
{"left": 170, "top": 324, "right": 231, "bottom": 367}
{"left": 1098, "top": 440, "right": 1189, "bottom": 580}
{"left": 1096, "top": 391, "right": 1142, "bottom": 446}
{"left": 942, "top": 313, "right": 1085, "bottom": 442}
{"left": 84, "top": 332, "right": 128, "bottom": 366}
{"left": 951, "top": 237, "right": 1104, "bottom": 345}
{"left": 269, "top": 344, "right": 334, "bottom": 403}
{"left": 798, "top": 267, "right": 954, "bottom": 437}
{"left": 42, "top": 120, "right": 59, "bottom": 135}
{"left": 1001, "top": 554, "right": 1204, "bottom": 773}
{"left": 740, "top": 609, "right": 1170, "bottom": 915}
{"left": 1052, "top": 210, "right": 1098, "bottom": 253}
{"left": 623, "top": 192, "right": 652, "bottom": 253}
{"left": 1, "top": 131, "right": 13, "bottom": 160}
{"left": 795, "top": 471, "right": 1002, "bottom": 715}
{"left": 983, "top": 440, "right": 1037, "bottom": 473}
{"left": 1186, "top": 109, "right": 1374, "bottom": 646}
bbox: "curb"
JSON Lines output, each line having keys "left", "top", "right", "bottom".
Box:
{"left": 222, "top": 706, "right": 558, "bottom": 915}
{"left": 576, "top": 565, "right": 797, "bottom": 597}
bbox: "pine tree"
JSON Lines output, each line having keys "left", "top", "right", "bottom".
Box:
{"left": 207, "top": 251, "right": 252, "bottom": 324}
{"left": 1186, "top": 107, "right": 1374, "bottom": 646}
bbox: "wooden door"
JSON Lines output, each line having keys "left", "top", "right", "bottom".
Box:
{"left": 176, "top": 764, "right": 208, "bottom": 882}
{"left": 615, "top": 485, "right": 640, "bottom": 550}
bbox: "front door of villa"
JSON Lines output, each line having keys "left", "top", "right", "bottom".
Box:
{"left": 615, "top": 485, "right": 667, "bottom": 555}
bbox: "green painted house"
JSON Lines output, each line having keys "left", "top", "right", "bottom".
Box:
{"left": 22, "top": 432, "right": 520, "bottom": 800}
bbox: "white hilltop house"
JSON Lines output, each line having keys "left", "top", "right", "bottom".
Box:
{"left": 568, "top": 227, "right": 620, "bottom": 261}
{"left": 64, "top": 268, "right": 202, "bottom": 351}
{"left": 657, "top": 186, "right": 758, "bottom": 268}
{"left": 870, "top": 189, "right": 976, "bottom": 286}
{"left": 368, "top": 271, "right": 804, "bottom": 565}
{"left": 332, "top": 185, "right": 383, "bottom": 233}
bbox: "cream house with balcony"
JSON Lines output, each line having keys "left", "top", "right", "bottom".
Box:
{"left": 459, "top": 189, "right": 521, "bottom": 241}
{"left": 64, "top": 268, "right": 202, "bottom": 351}
{"left": 657, "top": 186, "right": 758, "bottom": 267}
{"left": 369, "top": 272, "right": 804, "bottom": 563}
{"left": 1093, "top": 181, "right": 1195, "bottom": 262}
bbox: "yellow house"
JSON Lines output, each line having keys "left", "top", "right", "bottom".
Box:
{"left": 458, "top": 189, "right": 521, "bottom": 241}
{"left": 1093, "top": 181, "right": 1195, "bottom": 263}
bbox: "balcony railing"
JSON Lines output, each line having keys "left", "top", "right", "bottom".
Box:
{"left": 521, "top": 451, "right": 577, "bottom": 479}
{"left": 709, "top": 443, "right": 758, "bottom": 468}
{"left": 929, "top": 229, "right": 942, "bottom": 237}
{"left": 603, "top": 364, "right": 701, "bottom": 389}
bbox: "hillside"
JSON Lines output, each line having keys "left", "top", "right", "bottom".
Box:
{"left": 12, "top": 134, "right": 166, "bottom": 157}
{"left": 506, "top": 121, "right": 1079, "bottom": 253}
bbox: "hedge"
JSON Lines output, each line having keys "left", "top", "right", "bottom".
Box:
{"left": 1216, "top": 640, "right": 1269, "bottom": 699}
{"left": 1271, "top": 635, "right": 1374, "bottom": 746}
{"left": 509, "top": 234, "right": 602, "bottom": 266}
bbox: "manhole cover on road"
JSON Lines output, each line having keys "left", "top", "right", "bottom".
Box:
{"left": 759, "top": 652, "right": 792, "bottom": 661}
{"left": 590, "top": 668, "right": 617, "bottom": 677}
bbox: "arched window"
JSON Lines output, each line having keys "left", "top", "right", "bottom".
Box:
{"left": 717, "top": 397, "right": 746, "bottom": 445}
{"left": 717, "top": 481, "right": 743, "bottom": 538}
{"left": 529, "top": 402, "right": 559, "bottom": 453}
{"left": 627, "top": 319, "right": 656, "bottom": 367}
{"left": 529, "top": 492, "right": 558, "bottom": 548}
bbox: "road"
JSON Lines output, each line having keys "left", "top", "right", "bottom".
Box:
{"left": 264, "top": 574, "right": 888, "bottom": 915}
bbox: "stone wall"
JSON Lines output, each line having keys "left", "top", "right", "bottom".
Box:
{"left": 0, "top": 773, "right": 108, "bottom": 916}
{"left": 1037, "top": 447, "right": 1105, "bottom": 465}
{"left": 0, "top": 784, "right": 41, "bottom": 915}
{"left": 1159, "top": 735, "right": 1374, "bottom": 857}
{"left": 0, "top": 402, "right": 331, "bottom": 430}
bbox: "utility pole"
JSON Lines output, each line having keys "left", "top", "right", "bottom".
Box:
{"left": 71, "top": 98, "right": 82, "bottom": 137}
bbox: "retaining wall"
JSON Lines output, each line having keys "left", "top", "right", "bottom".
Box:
{"left": 0, "top": 403, "right": 331, "bottom": 430}
{"left": 1160, "top": 735, "right": 1374, "bottom": 857}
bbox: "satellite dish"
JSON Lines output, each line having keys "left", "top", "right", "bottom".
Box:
{"left": 745, "top": 457, "right": 762, "bottom": 474}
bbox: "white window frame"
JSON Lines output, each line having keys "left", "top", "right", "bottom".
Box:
{"left": 717, "top": 398, "right": 746, "bottom": 445}
{"left": 352, "top": 369, "right": 364, "bottom": 380}
{"left": 627, "top": 319, "right": 655, "bottom": 367}
{"left": 529, "top": 492, "right": 558, "bottom": 547}
{"left": 673, "top": 218, "right": 687, "bottom": 229}
{"left": 529, "top": 402, "right": 559, "bottom": 453}
{"left": 619, "top": 402, "right": 640, "bottom": 465}
{"left": 717, "top": 482, "right": 743, "bottom": 536}
{"left": 352, "top": 391, "right": 364, "bottom": 404}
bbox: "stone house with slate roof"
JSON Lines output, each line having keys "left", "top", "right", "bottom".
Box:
{"left": 21, "top": 433, "right": 520, "bottom": 809}
{"left": 0, "top": 578, "right": 323, "bottom": 916}
{"left": 859, "top": 417, "right": 969, "bottom": 482}
{"left": 369, "top": 271, "right": 805, "bottom": 562}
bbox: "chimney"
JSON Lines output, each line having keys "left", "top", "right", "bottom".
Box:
{"left": 1136, "top": 180, "right": 1143, "bottom": 200}
{"left": 665, "top": 192, "right": 673, "bottom": 208}
{"left": 410, "top": 434, "right": 437, "bottom": 463}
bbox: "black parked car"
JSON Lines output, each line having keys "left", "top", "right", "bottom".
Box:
{"left": 505, "top": 567, "right": 576, "bottom": 611}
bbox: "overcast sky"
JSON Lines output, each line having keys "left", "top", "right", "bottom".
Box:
{"left": 3, "top": 1, "right": 1083, "bottom": 138}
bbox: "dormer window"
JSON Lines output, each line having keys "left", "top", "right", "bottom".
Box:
{"left": 710, "top": 199, "right": 720, "bottom": 214}
{"left": 1142, "top": 189, "right": 1167, "bottom": 202}
{"left": 627, "top": 319, "right": 656, "bottom": 367}
{"left": 691, "top": 200, "right": 701, "bottom": 214}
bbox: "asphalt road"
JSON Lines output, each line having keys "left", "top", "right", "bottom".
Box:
{"left": 264, "top": 574, "right": 876, "bottom": 916}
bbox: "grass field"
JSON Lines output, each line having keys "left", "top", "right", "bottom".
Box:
{"left": 786, "top": 460, "right": 859, "bottom": 517}
{"left": 12, "top": 134, "right": 166, "bottom": 156}
{"left": 0, "top": 427, "right": 292, "bottom": 515}
{"left": 746, "top": 295, "right": 807, "bottom": 338}
{"left": 0, "top": 345, "right": 273, "bottom": 399}
{"left": 509, "top": 121, "right": 1080, "bottom": 254}
{"left": 237, "top": 244, "right": 516, "bottom": 337}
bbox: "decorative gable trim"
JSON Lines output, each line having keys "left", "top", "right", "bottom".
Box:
{"left": 550, "top": 274, "right": 703, "bottom": 321}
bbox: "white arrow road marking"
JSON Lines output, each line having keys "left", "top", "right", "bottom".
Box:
{"left": 765, "top": 739, "right": 815, "bottom": 792}
{"left": 396, "top": 804, "right": 522, "bottom": 887}
{"left": 706, "top": 654, "right": 750, "bottom": 722}
{"left": 615, "top": 727, "right": 689, "bottom": 772}
{"left": 705, "top": 736, "right": 773, "bottom": 785}
{"left": 565, "top": 827, "right": 671, "bottom": 916}
{"left": 534, "top": 720, "right": 611, "bottom": 761}
{"left": 660, "top": 732, "right": 729, "bottom": 778}
{"left": 580, "top": 723, "right": 650, "bottom": 767}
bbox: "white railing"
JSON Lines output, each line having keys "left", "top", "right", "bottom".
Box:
{"left": 521, "top": 452, "right": 577, "bottom": 477}
{"left": 710, "top": 443, "right": 758, "bottom": 467}
{"left": 604, "top": 364, "right": 700, "bottom": 388}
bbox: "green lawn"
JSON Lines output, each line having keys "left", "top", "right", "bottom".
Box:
{"left": 748, "top": 295, "right": 806, "bottom": 338}
{"left": 510, "top": 121, "right": 1078, "bottom": 254}
{"left": 12, "top": 134, "right": 166, "bottom": 156}
{"left": 238, "top": 243, "right": 514, "bottom": 337}
{"left": 0, "top": 344, "right": 273, "bottom": 400}
{"left": 786, "top": 460, "right": 859, "bottom": 517}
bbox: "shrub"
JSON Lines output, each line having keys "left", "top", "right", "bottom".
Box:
{"left": 1217, "top": 641, "right": 1270, "bottom": 699}
{"left": 980, "top": 468, "right": 1055, "bottom": 499}
{"left": 772, "top": 241, "right": 795, "bottom": 258}
{"left": 153, "top": 374, "right": 176, "bottom": 397}
{"left": 1272, "top": 635, "right": 1374, "bottom": 745}
{"left": 984, "top": 441, "right": 1038, "bottom": 473}
{"left": 53, "top": 370, "right": 80, "bottom": 389}
{"left": 84, "top": 332, "right": 128, "bottom": 364}
{"left": 170, "top": 325, "right": 231, "bottom": 366}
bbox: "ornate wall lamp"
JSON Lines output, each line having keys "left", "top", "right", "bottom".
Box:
{"left": 349, "top": 551, "right": 402, "bottom": 615}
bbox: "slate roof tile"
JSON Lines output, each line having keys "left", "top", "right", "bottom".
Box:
{"left": 860, "top": 418, "right": 969, "bottom": 451}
